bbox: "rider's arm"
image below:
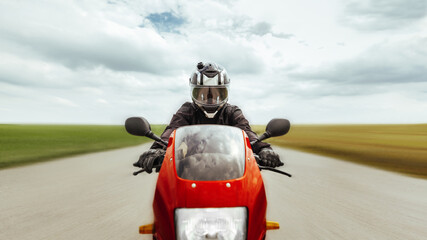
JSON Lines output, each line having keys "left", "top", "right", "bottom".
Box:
{"left": 229, "top": 106, "right": 272, "bottom": 154}
{"left": 150, "top": 102, "right": 194, "bottom": 149}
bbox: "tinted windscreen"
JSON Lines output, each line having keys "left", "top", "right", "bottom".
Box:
{"left": 174, "top": 125, "right": 245, "bottom": 181}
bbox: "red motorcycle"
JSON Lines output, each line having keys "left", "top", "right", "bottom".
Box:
{"left": 125, "top": 117, "right": 291, "bottom": 240}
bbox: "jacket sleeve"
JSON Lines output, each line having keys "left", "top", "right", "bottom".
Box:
{"left": 150, "top": 102, "right": 193, "bottom": 149}
{"left": 229, "top": 106, "right": 272, "bottom": 154}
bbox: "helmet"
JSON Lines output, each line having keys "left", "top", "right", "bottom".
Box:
{"left": 189, "top": 62, "right": 230, "bottom": 118}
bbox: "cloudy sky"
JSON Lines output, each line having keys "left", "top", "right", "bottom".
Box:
{"left": 1, "top": 0, "right": 426, "bottom": 124}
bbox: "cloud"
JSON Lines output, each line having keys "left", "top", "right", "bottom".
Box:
{"left": 1, "top": 0, "right": 426, "bottom": 124}
{"left": 272, "top": 32, "right": 294, "bottom": 39}
{"left": 342, "top": 0, "right": 427, "bottom": 30}
{"left": 291, "top": 37, "right": 427, "bottom": 85}
{"left": 52, "top": 96, "right": 78, "bottom": 107}
{"left": 250, "top": 21, "right": 272, "bottom": 36}
{"left": 0, "top": 1, "right": 279, "bottom": 79}
{"left": 186, "top": 33, "right": 265, "bottom": 74}
{"left": 277, "top": 36, "right": 427, "bottom": 105}
{"left": 249, "top": 21, "right": 294, "bottom": 39}
{"left": 0, "top": 52, "right": 74, "bottom": 88}
{"left": 0, "top": 1, "right": 189, "bottom": 76}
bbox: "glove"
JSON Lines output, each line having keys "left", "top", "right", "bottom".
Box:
{"left": 256, "top": 149, "right": 284, "bottom": 168}
{"left": 133, "top": 149, "right": 166, "bottom": 173}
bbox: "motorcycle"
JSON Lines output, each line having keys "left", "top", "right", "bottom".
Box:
{"left": 125, "top": 117, "right": 291, "bottom": 240}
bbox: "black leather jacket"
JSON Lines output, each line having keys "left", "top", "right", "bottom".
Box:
{"left": 151, "top": 102, "right": 271, "bottom": 154}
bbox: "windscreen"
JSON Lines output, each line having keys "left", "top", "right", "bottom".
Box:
{"left": 174, "top": 125, "right": 245, "bottom": 181}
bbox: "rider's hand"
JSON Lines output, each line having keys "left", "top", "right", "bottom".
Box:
{"left": 133, "top": 149, "right": 166, "bottom": 173}
{"left": 256, "top": 149, "right": 284, "bottom": 168}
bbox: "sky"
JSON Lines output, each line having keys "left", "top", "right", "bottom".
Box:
{"left": 1, "top": 0, "right": 427, "bottom": 125}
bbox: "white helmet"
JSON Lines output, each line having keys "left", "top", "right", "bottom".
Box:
{"left": 189, "top": 62, "right": 230, "bottom": 118}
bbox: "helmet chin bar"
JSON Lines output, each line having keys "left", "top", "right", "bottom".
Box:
{"left": 203, "top": 110, "right": 219, "bottom": 118}
{"left": 201, "top": 105, "right": 219, "bottom": 118}
{"left": 195, "top": 102, "right": 224, "bottom": 119}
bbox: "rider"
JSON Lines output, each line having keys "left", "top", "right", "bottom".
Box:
{"left": 134, "top": 62, "right": 284, "bottom": 173}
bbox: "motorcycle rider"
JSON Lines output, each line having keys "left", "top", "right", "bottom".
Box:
{"left": 134, "top": 62, "right": 284, "bottom": 173}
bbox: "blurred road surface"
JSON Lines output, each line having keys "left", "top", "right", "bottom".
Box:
{"left": 1, "top": 144, "right": 426, "bottom": 239}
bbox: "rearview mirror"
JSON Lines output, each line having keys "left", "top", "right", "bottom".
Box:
{"left": 255, "top": 118, "right": 290, "bottom": 143}
{"left": 266, "top": 118, "right": 290, "bottom": 137}
{"left": 125, "top": 117, "right": 168, "bottom": 146}
{"left": 125, "top": 117, "right": 152, "bottom": 137}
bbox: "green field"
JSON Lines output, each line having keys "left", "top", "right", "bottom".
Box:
{"left": 254, "top": 124, "right": 427, "bottom": 179}
{"left": 0, "top": 124, "right": 165, "bottom": 169}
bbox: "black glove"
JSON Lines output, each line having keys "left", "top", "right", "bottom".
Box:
{"left": 133, "top": 149, "right": 166, "bottom": 173}
{"left": 255, "top": 149, "right": 284, "bottom": 168}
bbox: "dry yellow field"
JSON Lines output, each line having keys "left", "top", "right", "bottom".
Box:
{"left": 254, "top": 124, "right": 427, "bottom": 178}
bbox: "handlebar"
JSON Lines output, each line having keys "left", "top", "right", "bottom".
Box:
{"left": 133, "top": 168, "right": 146, "bottom": 176}
{"left": 133, "top": 165, "right": 291, "bottom": 177}
{"left": 258, "top": 166, "right": 292, "bottom": 177}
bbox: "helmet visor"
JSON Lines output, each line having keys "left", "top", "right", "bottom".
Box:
{"left": 192, "top": 86, "right": 228, "bottom": 106}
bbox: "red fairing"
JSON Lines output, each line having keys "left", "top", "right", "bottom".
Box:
{"left": 153, "top": 130, "right": 267, "bottom": 240}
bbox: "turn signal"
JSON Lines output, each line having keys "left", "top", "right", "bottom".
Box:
{"left": 139, "top": 224, "right": 154, "bottom": 234}
{"left": 266, "top": 221, "right": 280, "bottom": 230}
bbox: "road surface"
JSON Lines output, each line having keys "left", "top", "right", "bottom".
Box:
{"left": 1, "top": 144, "right": 426, "bottom": 239}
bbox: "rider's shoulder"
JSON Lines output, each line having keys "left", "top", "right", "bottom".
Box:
{"left": 176, "top": 102, "right": 198, "bottom": 115}
{"left": 180, "top": 102, "right": 197, "bottom": 110}
{"left": 222, "top": 103, "right": 243, "bottom": 116}
{"left": 224, "top": 103, "right": 241, "bottom": 111}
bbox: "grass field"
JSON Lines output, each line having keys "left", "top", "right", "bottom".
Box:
{"left": 0, "top": 124, "right": 165, "bottom": 169}
{"left": 254, "top": 124, "right": 427, "bottom": 179}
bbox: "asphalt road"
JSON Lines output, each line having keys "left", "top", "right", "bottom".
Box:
{"left": 1, "top": 144, "right": 426, "bottom": 240}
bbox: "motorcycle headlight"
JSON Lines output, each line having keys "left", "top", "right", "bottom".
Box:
{"left": 175, "top": 207, "right": 247, "bottom": 240}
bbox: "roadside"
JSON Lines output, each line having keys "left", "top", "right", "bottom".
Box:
{"left": 255, "top": 124, "right": 427, "bottom": 179}
{"left": 0, "top": 124, "right": 165, "bottom": 169}
{"left": 3, "top": 123, "right": 427, "bottom": 179}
